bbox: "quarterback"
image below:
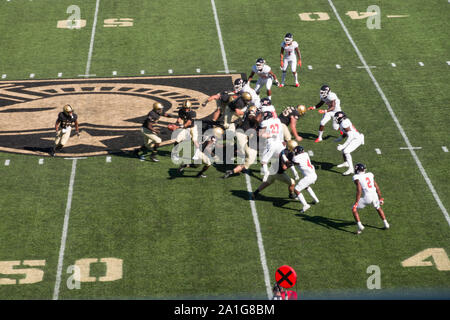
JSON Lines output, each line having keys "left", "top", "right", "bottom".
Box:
{"left": 352, "top": 163, "right": 390, "bottom": 234}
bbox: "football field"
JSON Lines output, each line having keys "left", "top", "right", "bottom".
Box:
{"left": 0, "top": 0, "right": 449, "bottom": 300}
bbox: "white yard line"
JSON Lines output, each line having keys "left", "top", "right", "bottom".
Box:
{"left": 244, "top": 174, "right": 273, "bottom": 299}
{"left": 328, "top": 0, "right": 450, "bottom": 226}
{"left": 210, "top": 0, "right": 229, "bottom": 74}
{"left": 53, "top": 159, "right": 78, "bottom": 300}
{"left": 84, "top": 0, "right": 101, "bottom": 77}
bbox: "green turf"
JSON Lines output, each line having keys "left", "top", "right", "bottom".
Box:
{"left": 0, "top": 0, "right": 448, "bottom": 300}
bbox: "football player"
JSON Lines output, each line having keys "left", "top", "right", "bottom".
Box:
{"left": 279, "top": 33, "right": 302, "bottom": 87}
{"left": 178, "top": 127, "right": 224, "bottom": 178}
{"left": 352, "top": 163, "right": 390, "bottom": 234}
{"left": 171, "top": 100, "right": 201, "bottom": 162}
{"left": 334, "top": 111, "right": 365, "bottom": 176}
{"left": 291, "top": 145, "right": 320, "bottom": 213}
{"left": 201, "top": 89, "right": 236, "bottom": 122}
{"left": 260, "top": 97, "right": 277, "bottom": 118}
{"left": 234, "top": 78, "right": 261, "bottom": 109}
{"left": 252, "top": 140, "right": 299, "bottom": 200}
{"left": 223, "top": 105, "right": 261, "bottom": 178}
{"left": 50, "top": 104, "right": 79, "bottom": 156}
{"left": 308, "top": 85, "right": 343, "bottom": 143}
{"left": 259, "top": 111, "right": 284, "bottom": 182}
{"left": 247, "top": 58, "right": 280, "bottom": 101}
{"left": 278, "top": 105, "right": 306, "bottom": 142}
{"left": 134, "top": 102, "right": 163, "bottom": 162}
{"left": 223, "top": 91, "right": 252, "bottom": 132}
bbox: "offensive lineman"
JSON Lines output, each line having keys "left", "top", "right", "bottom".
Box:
{"left": 334, "top": 111, "right": 365, "bottom": 176}
{"left": 279, "top": 33, "right": 302, "bottom": 88}
{"left": 291, "top": 145, "right": 320, "bottom": 213}
{"left": 352, "top": 163, "right": 390, "bottom": 234}
{"left": 308, "top": 85, "right": 342, "bottom": 143}
{"left": 50, "top": 104, "right": 79, "bottom": 156}
{"left": 247, "top": 58, "right": 280, "bottom": 101}
{"left": 278, "top": 105, "right": 306, "bottom": 142}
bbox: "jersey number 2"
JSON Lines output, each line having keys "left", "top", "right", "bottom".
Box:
{"left": 366, "top": 177, "right": 373, "bottom": 188}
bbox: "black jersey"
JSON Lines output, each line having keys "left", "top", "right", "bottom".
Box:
{"left": 218, "top": 90, "right": 233, "bottom": 105}
{"left": 57, "top": 112, "right": 78, "bottom": 129}
{"left": 278, "top": 106, "right": 300, "bottom": 126}
{"left": 228, "top": 96, "right": 247, "bottom": 112}
{"left": 238, "top": 109, "right": 260, "bottom": 131}
{"left": 178, "top": 109, "right": 196, "bottom": 128}
{"left": 143, "top": 110, "right": 160, "bottom": 130}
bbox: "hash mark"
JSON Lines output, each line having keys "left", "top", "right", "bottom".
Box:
{"left": 168, "top": 69, "right": 173, "bottom": 74}
{"left": 1, "top": 74, "right": 6, "bottom": 79}
{"left": 5, "top": 160, "right": 10, "bottom": 166}
{"left": 39, "top": 158, "right": 44, "bottom": 165}
{"left": 442, "top": 146, "right": 449, "bottom": 153}
{"left": 336, "top": 64, "right": 341, "bottom": 69}
{"left": 106, "top": 156, "right": 111, "bottom": 162}
{"left": 112, "top": 71, "right": 117, "bottom": 76}
{"left": 391, "top": 63, "right": 396, "bottom": 67}
{"left": 58, "top": 73, "right": 62, "bottom": 77}
{"left": 308, "top": 150, "right": 314, "bottom": 157}
{"left": 375, "top": 148, "right": 381, "bottom": 154}
{"left": 308, "top": 65, "right": 313, "bottom": 70}
{"left": 196, "top": 68, "right": 201, "bottom": 73}
{"left": 140, "top": 70, "right": 145, "bottom": 75}
{"left": 418, "top": 62, "right": 424, "bottom": 66}
{"left": 30, "top": 73, "right": 35, "bottom": 78}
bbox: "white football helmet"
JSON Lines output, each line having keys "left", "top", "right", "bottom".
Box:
{"left": 234, "top": 78, "right": 244, "bottom": 92}
{"left": 284, "top": 33, "right": 293, "bottom": 45}
{"left": 319, "top": 85, "right": 330, "bottom": 99}
{"left": 256, "top": 58, "right": 265, "bottom": 71}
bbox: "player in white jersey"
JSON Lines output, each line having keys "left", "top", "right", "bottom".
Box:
{"left": 247, "top": 58, "right": 280, "bottom": 101}
{"left": 334, "top": 111, "right": 365, "bottom": 176}
{"left": 259, "top": 111, "right": 284, "bottom": 182}
{"left": 259, "top": 97, "right": 277, "bottom": 118}
{"left": 308, "top": 85, "right": 342, "bottom": 143}
{"left": 279, "top": 33, "right": 302, "bottom": 87}
{"left": 234, "top": 78, "right": 261, "bottom": 109}
{"left": 291, "top": 145, "right": 319, "bottom": 213}
{"left": 352, "top": 163, "right": 390, "bottom": 234}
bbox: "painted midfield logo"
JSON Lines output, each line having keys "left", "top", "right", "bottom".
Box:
{"left": 0, "top": 75, "right": 238, "bottom": 157}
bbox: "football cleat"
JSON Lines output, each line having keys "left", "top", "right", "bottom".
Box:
{"left": 342, "top": 169, "right": 355, "bottom": 176}
{"left": 300, "top": 204, "right": 311, "bottom": 213}
{"left": 384, "top": 221, "right": 390, "bottom": 229}
{"left": 337, "top": 162, "right": 349, "bottom": 168}
{"left": 314, "top": 137, "right": 322, "bottom": 143}
{"left": 295, "top": 83, "right": 300, "bottom": 87}
{"left": 319, "top": 85, "right": 330, "bottom": 99}
{"left": 357, "top": 224, "right": 365, "bottom": 234}
{"left": 196, "top": 173, "right": 207, "bottom": 178}
{"left": 278, "top": 83, "right": 284, "bottom": 87}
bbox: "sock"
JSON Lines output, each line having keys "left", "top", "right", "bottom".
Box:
{"left": 281, "top": 72, "right": 286, "bottom": 83}
{"left": 383, "top": 219, "right": 389, "bottom": 227}
{"left": 268, "top": 95, "right": 271, "bottom": 101}
{"left": 307, "top": 187, "right": 319, "bottom": 203}
{"left": 297, "top": 193, "right": 307, "bottom": 206}
{"left": 318, "top": 131, "right": 323, "bottom": 139}
{"left": 294, "top": 73, "right": 298, "bottom": 83}
{"left": 345, "top": 153, "right": 353, "bottom": 169}
{"left": 357, "top": 221, "right": 364, "bottom": 229}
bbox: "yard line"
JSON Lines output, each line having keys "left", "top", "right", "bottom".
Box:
{"left": 210, "top": 0, "right": 229, "bottom": 74}
{"left": 328, "top": 0, "right": 450, "bottom": 226}
{"left": 84, "top": 0, "right": 101, "bottom": 77}
{"left": 244, "top": 174, "right": 272, "bottom": 299}
{"left": 53, "top": 159, "right": 78, "bottom": 300}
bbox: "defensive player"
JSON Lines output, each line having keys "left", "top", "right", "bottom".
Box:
{"left": 234, "top": 78, "right": 261, "bottom": 109}
{"left": 334, "top": 111, "right": 365, "bottom": 176}
{"left": 134, "top": 102, "right": 163, "bottom": 162}
{"left": 252, "top": 140, "right": 299, "bottom": 200}
{"left": 278, "top": 105, "right": 306, "bottom": 142}
{"left": 259, "top": 111, "right": 284, "bottom": 182}
{"left": 279, "top": 33, "right": 302, "bottom": 87}
{"left": 308, "top": 85, "right": 342, "bottom": 143}
{"left": 247, "top": 58, "right": 280, "bottom": 100}
{"left": 291, "top": 145, "right": 319, "bottom": 213}
{"left": 352, "top": 163, "right": 390, "bottom": 234}
{"left": 50, "top": 104, "right": 79, "bottom": 156}
{"left": 223, "top": 105, "right": 261, "bottom": 178}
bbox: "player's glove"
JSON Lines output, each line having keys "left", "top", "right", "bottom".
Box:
{"left": 297, "top": 59, "right": 302, "bottom": 67}
{"left": 308, "top": 106, "right": 316, "bottom": 110}
{"left": 379, "top": 198, "right": 384, "bottom": 205}
{"left": 337, "top": 144, "right": 344, "bottom": 151}
{"left": 318, "top": 109, "right": 326, "bottom": 114}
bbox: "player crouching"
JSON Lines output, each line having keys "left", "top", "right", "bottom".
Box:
{"left": 352, "top": 163, "right": 390, "bottom": 234}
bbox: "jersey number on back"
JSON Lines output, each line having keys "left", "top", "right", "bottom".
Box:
{"left": 366, "top": 177, "right": 373, "bottom": 188}
{"left": 270, "top": 123, "right": 279, "bottom": 134}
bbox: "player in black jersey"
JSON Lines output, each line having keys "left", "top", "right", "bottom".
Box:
{"left": 278, "top": 105, "right": 306, "bottom": 142}
{"left": 251, "top": 140, "right": 300, "bottom": 200}
{"left": 201, "top": 90, "right": 236, "bottom": 122}
{"left": 134, "top": 102, "right": 164, "bottom": 162}
{"left": 50, "top": 104, "right": 79, "bottom": 156}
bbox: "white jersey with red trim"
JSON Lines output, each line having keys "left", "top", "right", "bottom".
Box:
{"left": 281, "top": 41, "right": 299, "bottom": 59}
{"left": 320, "top": 91, "right": 341, "bottom": 111}
{"left": 292, "top": 152, "right": 316, "bottom": 177}
{"left": 340, "top": 118, "right": 362, "bottom": 136}
{"left": 353, "top": 172, "right": 377, "bottom": 198}
{"left": 252, "top": 64, "right": 272, "bottom": 79}
{"left": 261, "top": 118, "right": 284, "bottom": 146}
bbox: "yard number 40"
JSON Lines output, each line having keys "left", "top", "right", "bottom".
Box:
{"left": 402, "top": 248, "right": 450, "bottom": 271}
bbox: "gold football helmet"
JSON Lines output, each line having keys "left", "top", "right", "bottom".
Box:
{"left": 212, "top": 126, "right": 224, "bottom": 139}
{"left": 182, "top": 100, "right": 192, "bottom": 109}
{"left": 287, "top": 140, "right": 298, "bottom": 152}
{"left": 63, "top": 104, "right": 73, "bottom": 115}
{"left": 153, "top": 102, "right": 163, "bottom": 113}
{"left": 241, "top": 92, "right": 252, "bottom": 103}
{"left": 297, "top": 104, "right": 306, "bottom": 116}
